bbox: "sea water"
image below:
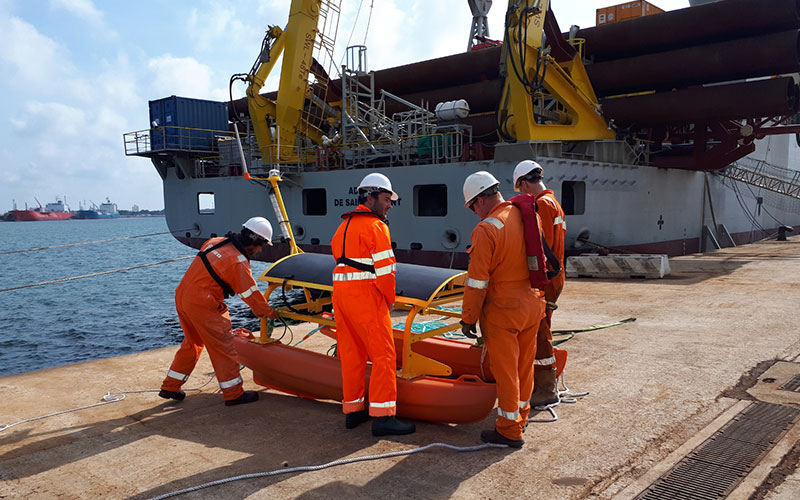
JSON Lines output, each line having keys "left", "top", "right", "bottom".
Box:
{"left": 0, "top": 217, "right": 271, "bottom": 377}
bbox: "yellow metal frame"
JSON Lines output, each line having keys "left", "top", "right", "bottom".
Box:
{"left": 246, "top": 0, "right": 325, "bottom": 164}
{"left": 245, "top": 171, "right": 304, "bottom": 256}
{"left": 255, "top": 257, "right": 467, "bottom": 379}
{"left": 500, "top": 0, "right": 614, "bottom": 142}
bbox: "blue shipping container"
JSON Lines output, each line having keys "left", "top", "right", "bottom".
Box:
{"left": 149, "top": 96, "right": 228, "bottom": 151}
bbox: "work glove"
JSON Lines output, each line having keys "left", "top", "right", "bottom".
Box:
{"left": 267, "top": 308, "right": 279, "bottom": 320}
{"left": 460, "top": 321, "right": 478, "bottom": 339}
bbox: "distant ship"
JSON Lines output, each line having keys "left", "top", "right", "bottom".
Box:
{"left": 73, "top": 198, "right": 120, "bottom": 219}
{"left": 7, "top": 198, "right": 73, "bottom": 221}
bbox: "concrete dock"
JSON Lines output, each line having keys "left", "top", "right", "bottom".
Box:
{"left": 2, "top": 237, "right": 799, "bottom": 499}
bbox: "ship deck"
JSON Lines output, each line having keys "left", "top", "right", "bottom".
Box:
{"left": 2, "top": 237, "right": 800, "bottom": 499}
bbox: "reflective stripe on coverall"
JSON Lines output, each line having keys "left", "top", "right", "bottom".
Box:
{"left": 462, "top": 202, "right": 546, "bottom": 440}
{"left": 534, "top": 190, "right": 567, "bottom": 370}
{"left": 161, "top": 237, "right": 274, "bottom": 401}
{"left": 331, "top": 205, "right": 398, "bottom": 417}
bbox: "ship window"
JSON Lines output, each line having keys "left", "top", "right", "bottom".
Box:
{"left": 414, "top": 184, "right": 447, "bottom": 217}
{"left": 303, "top": 188, "right": 327, "bottom": 216}
{"left": 198, "top": 193, "right": 215, "bottom": 215}
{"left": 561, "top": 181, "right": 585, "bottom": 215}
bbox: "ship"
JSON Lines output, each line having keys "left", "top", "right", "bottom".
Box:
{"left": 72, "top": 198, "right": 120, "bottom": 219}
{"left": 7, "top": 198, "right": 73, "bottom": 221}
{"left": 123, "top": 0, "right": 800, "bottom": 267}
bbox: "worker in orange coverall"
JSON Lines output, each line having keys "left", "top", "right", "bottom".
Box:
{"left": 461, "top": 171, "right": 547, "bottom": 448}
{"left": 513, "top": 160, "right": 567, "bottom": 407}
{"left": 331, "top": 172, "right": 415, "bottom": 437}
{"left": 159, "top": 217, "right": 278, "bottom": 406}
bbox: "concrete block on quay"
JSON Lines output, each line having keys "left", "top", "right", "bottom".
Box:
{"left": 566, "top": 253, "right": 670, "bottom": 278}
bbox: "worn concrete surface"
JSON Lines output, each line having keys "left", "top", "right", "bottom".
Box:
{"left": 1, "top": 238, "right": 800, "bottom": 499}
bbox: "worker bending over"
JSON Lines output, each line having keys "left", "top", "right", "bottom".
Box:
{"left": 159, "top": 217, "right": 278, "bottom": 406}
{"left": 461, "top": 171, "right": 546, "bottom": 448}
{"left": 331, "top": 173, "right": 415, "bottom": 436}
{"left": 513, "top": 160, "right": 567, "bottom": 407}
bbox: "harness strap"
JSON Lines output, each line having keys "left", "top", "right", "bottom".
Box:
{"left": 198, "top": 238, "right": 243, "bottom": 298}
{"left": 335, "top": 216, "right": 377, "bottom": 273}
{"left": 541, "top": 236, "right": 562, "bottom": 280}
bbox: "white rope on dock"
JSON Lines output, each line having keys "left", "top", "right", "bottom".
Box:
{"left": 146, "top": 442, "right": 507, "bottom": 500}
{"left": 0, "top": 256, "right": 193, "bottom": 293}
{"left": 0, "top": 375, "right": 215, "bottom": 432}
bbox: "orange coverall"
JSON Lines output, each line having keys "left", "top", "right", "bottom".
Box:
{"left": 331, "top": 206, "right": 398, "bottom": 417}
{"left": 534, "top": 190, "right": 567, "bottom": 373}
{"left": 161, "top": 237, "right": 274, "bottom": 401}
{"left": 462, "top": 202, "right": 547, "bottom": 441}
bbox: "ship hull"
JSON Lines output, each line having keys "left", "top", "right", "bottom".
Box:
{"left": 158, "top": 142, "right": 800, "bottom": 266}
{"left": 9, "top": 210, "right": 73, "bottom": 221}
{"left": 72, "top": 210, "right": 120, "bottom": 219}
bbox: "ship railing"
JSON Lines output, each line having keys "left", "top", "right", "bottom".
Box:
{"left": 567, "top": 37, "right": 586, "bottom": 59}
{"left": 123, "top": 126, "right": 235, "bottom": 157}
{"left": 306, "top": 129, "right": 471, "bottom": 170}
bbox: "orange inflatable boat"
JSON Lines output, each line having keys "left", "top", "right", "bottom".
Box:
{"left": 233, "top": 331, "right": 497, "bottom": 424}
{"left": 234, "top": 252, "right": 565, "bottom": 424}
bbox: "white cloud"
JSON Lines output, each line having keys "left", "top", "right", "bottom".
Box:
{"left": 23, "top": 101, "right": 87, "bottom": 138}
{"left": 50, "top": 0, "right": 114, "bottom": 36}
{"left": 0, "top": 17, "right": 74, "bottom": 89}
{"left": 188, "top": 3, "right": 241, "bottom": 51}
{"left": 146, "top": 55, "right": 216, "bottom": 99}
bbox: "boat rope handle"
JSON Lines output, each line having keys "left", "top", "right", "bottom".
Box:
{"left": 145, "top": 442, "right": 508, "bottom": 500}
{"left": 0, "top": 256, "right": 193, "bottom": 293}
{"left": 0, "top": 374, "right": 216, "bottom": 433}
{"left": 0, "top": 228, "right": 194, "bottom": 255}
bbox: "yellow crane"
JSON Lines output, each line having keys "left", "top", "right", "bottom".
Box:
{"left": 244, "top": 0, "right": 326, "bottom": 164}
{"left": 498, "top": 0, "right": 613, "bottom": 141}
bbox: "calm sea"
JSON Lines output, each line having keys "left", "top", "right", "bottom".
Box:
{"left": 0, "top": 217, "right": 271, "bottom": 377}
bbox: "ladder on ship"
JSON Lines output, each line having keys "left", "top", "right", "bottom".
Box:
{"left": 715, "top": 157, "right": 800, "bottom": 200}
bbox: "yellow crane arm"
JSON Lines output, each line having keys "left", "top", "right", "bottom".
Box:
{"left": 499, "top": 0, "right": 613, "bottom": 142}
{"left": 245, "top": 0, "right": 324, "bottom": 162}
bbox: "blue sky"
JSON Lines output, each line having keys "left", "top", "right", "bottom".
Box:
{"left": 0, "top": 0, "right": 688, "bottom": 212}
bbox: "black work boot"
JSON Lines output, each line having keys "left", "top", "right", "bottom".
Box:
{"left": 481, "top": 429, "right": 524, "bottom": 449}
{"left": 371, "top": 416, "right": 416, "bottom": 436}
{"left": 158, "top": 389, "right": 186, "bottom": 401}
{"left": 224, "top": 390, "right": 259, "bottom": 406}
{"left": 345, "top": 410, "right": 370, "bottom": 429}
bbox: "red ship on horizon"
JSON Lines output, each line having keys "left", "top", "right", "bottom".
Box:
{"left": 6, "top": 198, "right": 73, "bottom": 221}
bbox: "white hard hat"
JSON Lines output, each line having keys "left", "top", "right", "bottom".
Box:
{"left": 463, "top": 171, "right": 500, "bottom": 207}
{"left": 512, "top": 160, "right": 544, "bottom": 192}
{"left": 242, "top": 216, "right": 273, "bottom": 245}
{"left": 357, "top": 172, "right": 398, "bottom": 201}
